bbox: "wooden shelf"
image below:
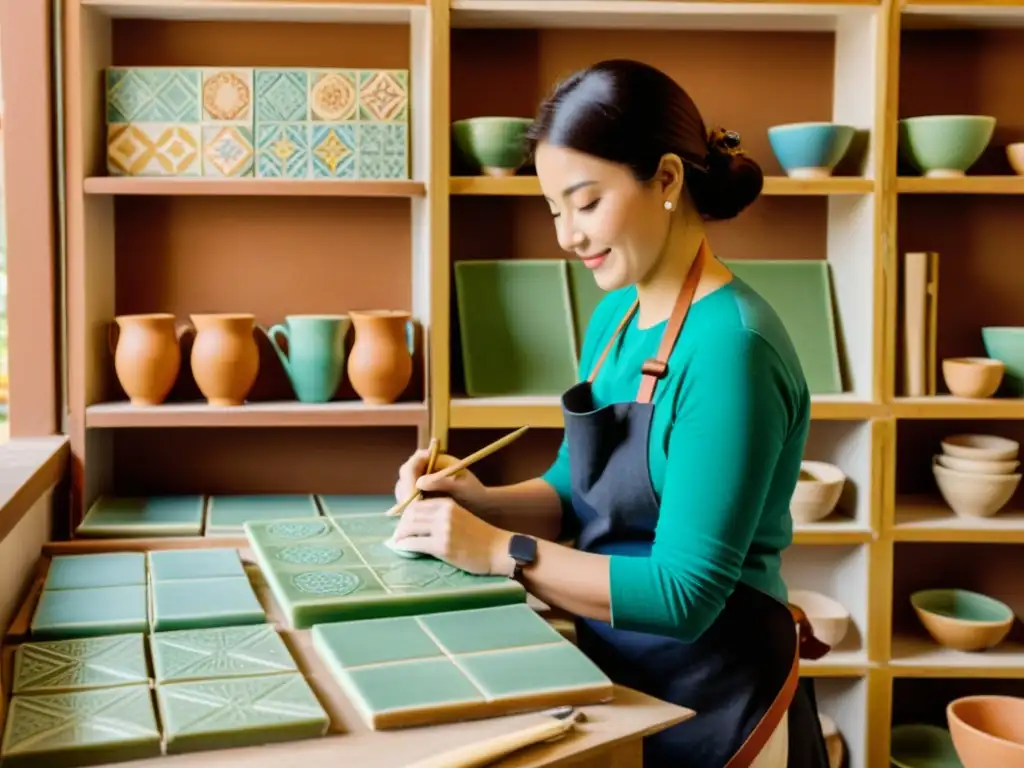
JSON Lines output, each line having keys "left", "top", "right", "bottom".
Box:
{"left": 793, "top": 522, "right": 874, "bottom": 545}
{"left": 892, "top": 496, "right": 1024, "bottom": 543}
{"left": 902, "top": 1, "right": 1024, "bottom": 30}
{"left": 83, "top": 177, "right": 427, "bottom": 197}
{"left": 896, "top": 176, "right": 1024, "bottom": 194}
{"left": 80, "top": 0, "right": 425, "bottom": 23}
{"left": 891, "top": 396, "right": 1024, "bottom": 419}
{"left": 84, "top": 401, "right": 429, "bottom": 428}
{"left": 890, "top": 636, "right": 1024, "bottom": 678}
{"left": 449, "top": 175, "right": 873, "bottom": 196}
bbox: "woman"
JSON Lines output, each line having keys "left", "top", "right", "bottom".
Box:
{"left": 393, "top": 59, "right": 831, "bottom": 768}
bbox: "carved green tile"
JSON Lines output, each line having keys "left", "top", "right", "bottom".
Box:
{"left": 31, "top": 585, "right": 149, "bottom": 640}
{"left": 156, "top": 673, "right": 329, "bottom": 754}
{"left": 150, "top": 624, "right": 297, "bottom": 684}
{"left": 44, "top": 553, "right": 147, "bottom": 591}
{"left": 312, "top": 617, "right": 442, "bottom": 669}
{"left": 317, "top": 494, "right": 394, "bottom": 517}
{"left": 151, "top": 577, "right": 266, "bottom": 632}
{"left": 419, "top": 604, "right": 563, "bottom": 655}
{"left": 106, "top": 67, "right": 201, "bottom": 124}
{"left": 458, "top": 643, "right": 611, "bottom": 700}
{"left": 75, "top": 495, "right": 205, "bottom": 538}
{"left": 264, "top": 564, "right": 389, "bottom": 627}
{"left": 0, "top": 684, "right": 161, "bottom": 767}
{"left": 206, "top": 494, "right": 320, "bottom": 536}
{"left": 255, "top": 122, "right": 310, "bottom": 179}
{"left": 356, "top": 123, "right": 408, "bottom": 180}
{"left": 310, "top": 123, "right": 357, "bottom": 179}
{"left": 332, "top": 512, "right": 397, "bottom": 543}
{"left": 12, "top": 634, "right": 148, "bottom": 694}
{"left": 148, "top": 548, "right": 246, "bottom": 581}
{"left": 254, "top": 68, "right": 309, "bottom": 122}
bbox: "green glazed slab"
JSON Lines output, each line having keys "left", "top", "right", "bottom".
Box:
{"left": 148, "top": 548, "right": 247, "bottom": 581}
{"left": 206, "top": 494, "right": 321, "bottom": 536}
{"left": 44, "top": 553, "right": 147, "bottom": 591}
{"left": 11, "top": 634, "right": 149, "bottom": 694}
{"left": 150, "top": 576, "right": 266, "bottom": 632}
{"left": 150, "top": 624, "right": 298, "bottom": 683}
{"left": 76, "top": 495, "right": 205, "bottom": 538}
{"left": 31, "top": 585, "right": 149, "bottom": 640}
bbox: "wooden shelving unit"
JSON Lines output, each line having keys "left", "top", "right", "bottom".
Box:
{"left": 46, "top": 0, "right": 1024, "bottom": 766}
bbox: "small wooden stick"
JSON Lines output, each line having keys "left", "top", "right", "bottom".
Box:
{"left": 385, "top": 426, "right": 529, "bottom": 516}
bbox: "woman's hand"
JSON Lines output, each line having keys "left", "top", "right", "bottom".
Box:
{"left": 392, "top": 497, "right": 513, "bottom": 576}
{"left": 394, "top": 449, "right": 491, "bottom": 514}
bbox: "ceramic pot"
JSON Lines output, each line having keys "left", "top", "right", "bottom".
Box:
{"left": 347, "top": 310, "right": 414, "bottom": 405}
{"left": 452, "top": 117, "right": 532, "bottom": 177}
{"left": 190, "top": 313, "right": 259, "bottom": 406}
{"left": 898, "top": 114, "right": 996, "bottom": 178}
{"left": 109, "top": 313, "right": 185, "bottom": 406}
{"left": 947, "top": 695, "right": 1024, "bottom": 767}
{"left": 911, "top": 588, "right": 1014, "bottom": 652}
{"left": 767, "top": 122, "right": 856, "bottom": 179}
{"left": 266, "top": 314, "right": 351, "bottom": 404}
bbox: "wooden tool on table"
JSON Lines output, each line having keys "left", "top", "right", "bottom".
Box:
{"left": 403, "top": 706, "right": 583, "bottom": 768}
{"left": 385, "top": 426, "right": 530, "bottom": 517}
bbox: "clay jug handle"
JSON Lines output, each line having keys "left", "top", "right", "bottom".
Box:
{"left": 265, "top": 324, "right": 292, "bottom": 375}
{"left": 108, "top": 322, "right": 119, "bottom": 357}
{"left": 404, "top": 319, "right": 416, "bottom": 357}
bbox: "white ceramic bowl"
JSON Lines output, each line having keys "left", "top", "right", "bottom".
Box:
{"left": 933, "top": 459, "right": 1021, "bottom": 518}
{"left": 942, "top": 434, "right": 1020, "bottom": 461}
{"left": 790, "top": 461, "right": 846, "bottom": 524}
{"left": 935, "top": 453, "right": 1020, "bottom": 475}
{"left": 788, "top": 589, "right": 850, "bottom": 648}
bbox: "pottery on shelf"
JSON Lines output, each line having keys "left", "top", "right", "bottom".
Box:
{"left": 787, "top": 589, "right": 849, "bottom": 649}
{"left": 932, "top": 458, "right": 1021, "bottom": 518}
{"left": 981, "top": 327, "right": 1024, "bottom": 397}
{"left": 942, "top": 357, "right": 1004, "bottom": 399}
{"left": 452, "top": 117, "right": 532, "bottom": 177}
{"left": 941, "top": 434, "right": 1020, "bottom": 462}
{"left": 190, "top": 313, "right": 260, "bottom": 407}
{"left": 109, "top": 313, "right": 186, "bottom": 406}
{"left": 935, "top": 453, "right": 1020, "bottom": 475}
{"left": 766, "top": 122, "right": 856, "bottom": 179}
{"left": 347, "top": 310, "right": 414, "bottom": 405}
{"left": 898, "top": 114, "right": 996, "bottom": 178}
{"left": 910, "top": 588, "right": 1014, "bottom": 652}
{"left": 1008, "top": 143, "right": 1024, "bottom": 176}
{"left": 790, "top": 460, "right": 845, "bottom": 523}
{"left": 265, "top": 314, "right": 351, "bottom": 404}
{"left": 947, "top": 695, "right": 1024, "bottom": 768}
{"left": 890, "top": 723, "right": 961, "bottom": 768}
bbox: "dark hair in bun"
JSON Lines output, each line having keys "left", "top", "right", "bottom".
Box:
{"left": 525, "top": 59, "right": 763, "bottom": 221}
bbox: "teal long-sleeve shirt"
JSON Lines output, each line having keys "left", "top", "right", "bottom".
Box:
{"left": 542, "top": 275, "right": 810, "bottom": 642}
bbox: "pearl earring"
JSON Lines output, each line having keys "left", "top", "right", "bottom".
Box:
{"left": 664, "top": 201, "right": 674, "bottom": 211}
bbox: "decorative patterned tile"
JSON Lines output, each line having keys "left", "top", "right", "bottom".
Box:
{"left": 12, "top": 634, "right": 149, "bottom": 694}
{"left": 357, "top": 123, "right": 408, "bottom": 180}
{"left": 358, "top": 69, "right": 408, "bottom": 122}
{"left": 106, "top": 67, "right": 201, "bottom": 124}
{"left": 255, "top": 122, "right": 310, "bottom": 178}
{"left": 150, "top": 624, "right": 298, "bottom": 684}
{"left": 107, "top": 123, "right": 201, "bottom": 176}
{"left": 201, "top": 68, "right": 253, "bottom": 124}
{"left": 254, "top": 68, "right": 309, "bottom": 123}
{"left": 309, "top": 69, "right": 358, "bottom": 122}
{"left": 310, "top": 123, "right": 357, "bottom": 179}
{"left": 202, "top": 125, "right": 254, "bottom": 177}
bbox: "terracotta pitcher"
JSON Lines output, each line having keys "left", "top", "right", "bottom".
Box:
{"left": 347, "top": 310, "right": 414, "bottom": 404}
{"left": 190, "top": 314, "right": 260, "bottom": 406}
{"left": 109, "top": 313, "right": 185, "bottom": 406}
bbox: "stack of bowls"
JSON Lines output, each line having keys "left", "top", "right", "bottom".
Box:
{"left": 933, "top": 434, "right": 1021, "bottom": 518}
{"left": 948, "top": 695, "right": 1024, "bottom": 767}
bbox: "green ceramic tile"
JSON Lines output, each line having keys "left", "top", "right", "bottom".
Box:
{"left": 356, "top": 123, "right": 408, "bottom": 180}
{"left": 148, "top": 548, "right": 246, "bottom": 581}
{"left": 310, "top": 123, "right": 357, "bottom": 179}
{"left": 150, "top": 624, "right": 297, "bottom": 684}
{"left": 44, "top": 552, "right": 146, "bottom": 591}
{"left": 11, "top": 634, "right": 148, "bottom": 694}
{"left": 202, "top": 125, "right": 255, "bottom": 178}
{"left": 255, "top": 122, "right": 310, "bottom": 179}
{"left": 723, "top": 260, "right": 843, "bottom": 394}
{"left": 31, "top": 585, "right": 149, "bottom": 640}
{"left": 106, "top": 67, "right": 202, "bottom": 124}
{"left": 419, "top": 604, "right": 563, "bottom": 654}
{"left": 454, "top": 260, "right": 579, "bottom": 396}
{"left": 333, "top": 513, "right": 399, "bottom": 542}
{"left": 458, "top": 643, "right": 610, "bottom": 699}
{"left": 151, "top": 577, "right": 266, "bottom": 632}
{"left": 0, "top": 685, "right": 161, "bottom": 768}
{"left": 75, "top": 495, "right": 205, "bottom": 538}
{"left": 206, "top": 494, "right": 320, "bottom": 536}
{"left": 312, "top": 617, "right": 443, "bottom": 668}
{"left": 318, "top": 494, "right": 394, "bottom": 517}
{"left": 156, "top": 673, "right": 329, "bottom": 755}
{"left": 254, "top": 68, "right": 309, "bottom": 122}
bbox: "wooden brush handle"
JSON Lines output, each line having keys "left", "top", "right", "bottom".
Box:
{"left": 403, "top": 716, "right": 574, "bottom": 768}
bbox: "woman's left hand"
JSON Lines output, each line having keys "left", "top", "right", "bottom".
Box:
{"left": 392, "top": 498, "right": 513, "bottom": 576}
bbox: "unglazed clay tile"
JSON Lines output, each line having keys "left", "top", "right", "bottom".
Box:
{"left": 419, "top": 604, "right": 564, "bottom": 655}
{"left": 11, "top": 634, "right": 149, "bottom": 694}
{"left": 201, "top": 68, "right": 253, "bottom": 123}
{"left": 150, "top": 624, "right": 297, "bottom": 683}
{"left": 76, "top": 495, "right": 205, "bottom": 538}
{"left": 205, "top": 494, "right": 321, "bottom": 535}
{"left": 44, "top": 552, "right": 147, "bottom": 591}
{"left": 457, "top": 643, "right": 612, "bottom": 701}
{"left": 0, "top": 685, "right": 161, "bottom": 767}
{"left": 312, "top": 616, "right": 443, "bottom": 668}
{"left": 151, "top": 576, "right": 266, "bottom": 632}
{"left": 106, "top": 67, "right": 201, "bottom": 124}
{"left": 356, "top": 123, "right": 408, "bottom": 179}
{"left": 309, "top": 69, "right": 357, "bottom": 122}
{"left": 202, "top": 125, "right": 254, "bottom": 177}
{"left": 317, "top": 494, "right": 394, "bottom": 517}
{"left": 254, "top": 122, "right": 311, "bottom": 178}
{"left": 31, "top": 585, "right": 149, "bottom": 640}
{"left": 148, "top": 548, "right": 246, "bottom": 581}
{"left": 357, "top": 69, "right": 409, "bottom": 122}
{"left": 107, "top": 122, "right": 201, "bottom": 176}
{"left": 156, "top": 673, "right": 329, "bottom": 754}
{"left": 310, "top": 123, "right": 357, "bottom": 179}
{"left": 254, "top": 68, "right": 309, "bottom": 122}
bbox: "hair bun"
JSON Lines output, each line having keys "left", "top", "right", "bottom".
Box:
{"left": 687, "top": 128, "right": 764, "bottom": 221}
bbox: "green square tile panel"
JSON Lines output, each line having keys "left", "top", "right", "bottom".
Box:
{"left": 312, "top": 616, "right": 443, "bottom": 668}
{"left": 722, "top": 260, "right": 843, "bottom": 395}
{"left": 0, "top": 684, "right": 161, "bottom": 768}
{"left": 454, "top": 259, "right": 579, "bottom": 397}
{"left": 459, "top": 643, "right": 611, "bottom": 699}
{"left": 76, "top": 495, "right": 205, "bottom": 538}
{"left": 156, "top": 673, "right": 329, "bottom": 754}
{"left": 148, "top": 548, "right": 246, "bottom": 581}
{"left": 11, "top": 634, "right": 149, "bottom": 694}
{"left": 31, "top": 585, "right": 149, "bottom": 640}
{"left": 151, "top": 577, "right": 266, "bottom": 632}
{"left": 150, "top": 624, "right": 298, "bottom": 684}
{"left": 419, "top": 603, "right": 564, "bottom": 654}
{"left": 318, "top": 494, "right": 394, "bottom": 517}
{"left": 44, "top": 553, "right": 146, "bottom": 591}
{"left": 246, "top": 517, "right": 525, "bottom": 629}
{"left": 206, "top": 494, "right": 321, "bottom": 536}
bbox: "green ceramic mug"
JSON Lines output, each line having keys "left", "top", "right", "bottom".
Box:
{"left": 266, "top": 314, "right": 351, "bottom": 403}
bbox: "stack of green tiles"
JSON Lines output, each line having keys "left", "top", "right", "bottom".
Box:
{"left": 1, "top": 624, "right": 329, "bottom": 766}
{"left": 245, "top": 513, "right": 525, "bottom": 629}
{"left": 312, "top": 603, "right": 613, "bottom": 730}
{"left": 75, "top": 495, "right": 206, "bottom": 538}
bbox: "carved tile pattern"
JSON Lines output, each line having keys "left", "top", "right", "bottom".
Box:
{"left": 150, "top": 624, "right": 297, "bottom": 683}
{"left": 358, "top": 69, "right": 408, "bottom": 122}
{"left": 106, "top": 67, "right": 201, "bottom": 124}
{"left": 202, "top": 126, "right": 254, "bottom": 177}
{"left": 12, "top": 635, "right": 148, "bottom": 694}
{"left": 202, "top": 68, "right": 252, "bottom": 123}
{"left": 107, "top": 123, "right": 201, "bottom": 177}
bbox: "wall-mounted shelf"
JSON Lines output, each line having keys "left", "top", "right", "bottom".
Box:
{"left": 84, "top": 401, "right": 429, "bottom": 428}
{"left": 896, "top": 177, "right": 1024, "bottom": 195}
{"left": 449, "top": 175, "right": 875, "bottom": 196}
{"left": 83, "top": 177, "right": 427, "bottom": 197}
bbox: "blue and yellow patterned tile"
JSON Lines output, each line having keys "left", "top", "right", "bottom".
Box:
{"left": 255, "top": 123, "right": 310, "bottom": 178}
{"left": 201, "top": 68, "right": 254, "bottom": 125}
{"left": 356, "top": 123, "right": 408, "bottom": 180}
{"left": 309, "top": 69, "right": 358, "bottom": 123}
{"left": 357, "top": 69, "right": 409, "bottom": 123}
{"left": 254, "top": 69, "right": 310, "bottom": 123}
{"left": 106, "top": 68, "right": 201, "bottom": 125}
{"left": 107, "top": 123, "right": 202, "bottom": 177}
{"left": 203, "top": 125, "right": 254, "bottom": 177}
{"left": 310, "top": 123, "right": 357, "bottom": 179}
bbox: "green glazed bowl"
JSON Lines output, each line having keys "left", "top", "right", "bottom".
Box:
{"left": 452, "top": 117, "right": 533, "bottom": 177}
{"left": 911, "top": 589, "right": 1014, "bottom": 623}
{"left": 890, "top": 724, "right": 964, "bottom": 768}
{"left": 899, "top": 115, "right": 996, "bottom": 178}
{"left": 982, "top": 327, "right": 1024, "bottom": 397}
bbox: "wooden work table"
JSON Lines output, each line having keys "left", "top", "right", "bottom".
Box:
{"left": 1, "top": 535, "right": 693, "bottom": 768}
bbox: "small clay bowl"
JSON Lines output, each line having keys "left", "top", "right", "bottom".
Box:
{"left": 942, "top": 434, "right": 1020, "bottom": 461}
{"left": 948, "top": 695, "right": 1024, "bottom": 768}
{"left": 890, "top": 723, "right": 961, "bottom": 768}
{"left": 790, "top": 461, "right": 846, "bottom": 524}
{"left": 932, "top": 460, "right": 1021, "bottom": 518}
{"left": 942, "top": 357, "right": 1005, "bottom": 398}
{"left": 911, "top": 588, "right": 1014, "bottom": 652}
{"left": 935, "top": 453, "right": 1020, "bottom": 476}
{"left": 1008, "top": 143, "right": 1024, "bottom": 176}
{"left": 788, "top": 589, "right": 849, "bottom": 648}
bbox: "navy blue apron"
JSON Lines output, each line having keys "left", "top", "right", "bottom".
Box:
{"left": 561, "top": 241, "right": 832, "bottom": 768}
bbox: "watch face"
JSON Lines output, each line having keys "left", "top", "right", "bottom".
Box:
{"left": 509, "top": 534, "right": 537, "bottom": 564}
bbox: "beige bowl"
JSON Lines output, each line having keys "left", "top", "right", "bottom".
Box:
{"left": 788, "top": 589, "right": 850, "bottom": 648}
{"left": 942, "top": 434, "right": 1020, "bottom": 461}
{"left": 790, "top": 461, "right": 846, "bottom": 524}
{"left": 1008, "top": 143, "right": 1024, "bottom": 176}
{"left": 933, "top": 459, "right": 1021, "bottom": 518}
{"left": 942, "top": 357, "right": 1005, "bottom": 398}
{"left": 936, "top": 453, "right": 1020, "bottom": 475}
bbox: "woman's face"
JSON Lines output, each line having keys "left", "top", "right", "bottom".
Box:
{"left": 534, "top": 142, "right": 673, "bottom": 291}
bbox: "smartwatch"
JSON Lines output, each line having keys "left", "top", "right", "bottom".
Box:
{"left": 507, "top": 534, "right": 537, "bottom": 580}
